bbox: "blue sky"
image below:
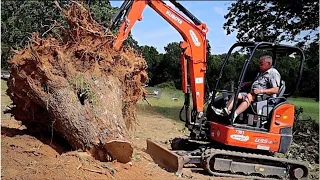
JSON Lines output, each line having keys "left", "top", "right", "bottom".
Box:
{"left": 110, "top": 1, "right": 237, "bottom": 54}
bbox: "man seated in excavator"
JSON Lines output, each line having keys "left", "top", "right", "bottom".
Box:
{"left": 213, "top": 55, "right": 281, "bottom": 122}
{"left": 109, "top": 1, "right": 309, "bottom": 179}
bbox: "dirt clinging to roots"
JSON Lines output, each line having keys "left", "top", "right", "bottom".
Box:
{"left": 6, "top": 2, "right": 148, "bottom": 162}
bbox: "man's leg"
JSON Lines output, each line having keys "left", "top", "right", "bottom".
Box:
{"left": 233, "top": 93, "right": 255, "bottom": 121}
{"left": 227, "top": 93, "right": 246, "bottom": 111}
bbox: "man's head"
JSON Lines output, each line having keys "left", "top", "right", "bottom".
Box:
{"left": 259, "top": 55, "right": 273, "bottom": 72}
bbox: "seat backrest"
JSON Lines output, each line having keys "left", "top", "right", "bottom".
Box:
{"left": 277, "top": 80, "right": 286, "bottom": 97}
{"left": 268, "top": 80, "right": 286, "bottom": 105}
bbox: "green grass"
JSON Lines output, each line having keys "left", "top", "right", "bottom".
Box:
{"left": 1, "top": 80, "right": 12, "bottom": 120}
{"left": 138, "top": 87, "right": 319, "bottom": 122}
{"left": 137, "top": 87, "right": 185, "bottom": 122}
{"left": 1, "top": 80, "right": 10, "bottom": 105}
{"left": 289, "top": 97, "right": 319, "bottom": 121}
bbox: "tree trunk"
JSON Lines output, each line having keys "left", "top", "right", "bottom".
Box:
{"left": 5, "top": 2, "right": 147, "bottom": 163}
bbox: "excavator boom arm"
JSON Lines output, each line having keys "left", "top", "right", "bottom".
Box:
{"left": 111, "top": 0, "right": 208, "bottom": 116}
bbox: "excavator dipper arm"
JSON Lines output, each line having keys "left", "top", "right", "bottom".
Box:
{"left": 111, "top": 0, "right": 208, "bottom": 126}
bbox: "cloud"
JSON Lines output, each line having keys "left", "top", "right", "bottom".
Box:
{"left": 213, "top": 6, "right": 226, "bottom": 17}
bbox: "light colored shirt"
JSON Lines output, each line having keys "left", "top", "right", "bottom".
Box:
{"left": 251, "top": 67, "right": 281, "bottom": 97}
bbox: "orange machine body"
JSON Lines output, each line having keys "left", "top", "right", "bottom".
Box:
{"left": 210, "top": 103, "right": 295, "bottom": 152}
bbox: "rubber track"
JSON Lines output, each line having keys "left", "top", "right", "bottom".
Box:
{"left": 200, "top": 148, "right": 309, "bottom": 180}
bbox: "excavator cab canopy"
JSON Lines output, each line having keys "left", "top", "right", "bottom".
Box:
{"left": 211, "top": 42, "right": 305, "bottom": 100}
{"left": 210, "top": 42, "right": 305, "bottom": 126}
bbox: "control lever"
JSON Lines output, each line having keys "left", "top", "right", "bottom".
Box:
{"left": 221, "top": 90, "right": 229, "bottom": 108}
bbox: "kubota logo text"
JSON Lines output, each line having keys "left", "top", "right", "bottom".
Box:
{"left": 166, "top": 11, "right": 182, "bottom": 24}
{"left": 230, "top": 134, "right": 249, "bottom": 142}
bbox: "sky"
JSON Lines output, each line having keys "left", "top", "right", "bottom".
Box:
{"left": 110, "top": 1, "right": 237, "bottom": 54}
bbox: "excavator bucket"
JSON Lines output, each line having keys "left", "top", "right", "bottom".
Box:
{"left": 146, "top": 139, "right": 184, "bottom": 175}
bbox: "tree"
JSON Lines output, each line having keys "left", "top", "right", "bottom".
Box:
{"left": 223, "top": 0, "right": 319, "bottom": 46}
{"left": 141, "top": 45, "right": 161, "bottom": 85}
{"left": 298, "top": 40, "right": 319, "bottom": 100}
{"left": 1, "top": 1, "right": 66, "bottom": 69}
{"left": 157, "top": 42, "right": 182, "bottom": 89}
{"left": 5, "top": 2, "right": 148, "bottom": 163}
{"left": 1, "top": 0, "right": 140, "bottom": 70}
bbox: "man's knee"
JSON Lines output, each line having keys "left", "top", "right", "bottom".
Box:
{"left": 245, "top": 93, "right": 255, "bottom": 103}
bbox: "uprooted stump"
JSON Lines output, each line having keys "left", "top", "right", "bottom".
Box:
{"left": 6, "top": 2, "right": 148, "bottom": 163}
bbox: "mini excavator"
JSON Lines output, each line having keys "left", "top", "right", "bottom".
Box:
{"left": 109, "top": 0, "right": 309, "bottom": 179}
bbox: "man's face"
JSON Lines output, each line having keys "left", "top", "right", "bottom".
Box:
{"left": 259, "top": 59, "right": 271, "bottom": 72}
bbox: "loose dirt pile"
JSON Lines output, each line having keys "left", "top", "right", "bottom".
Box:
{"left": 276, "top": 117, "right": 319, "bottom": 179}
{"left": 290, "top": 119, "right": 319, "bottom": 179}
{"left": 6, "top": 2, "right": 148, "bottom": 163}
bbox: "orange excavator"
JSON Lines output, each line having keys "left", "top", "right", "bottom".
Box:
{"left": 110, "top": 0, "right": 309, "bottom": 179}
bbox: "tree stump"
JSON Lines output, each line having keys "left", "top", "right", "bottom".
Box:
{"left": 6, "top": 2, "right": 148, "bottom": 163}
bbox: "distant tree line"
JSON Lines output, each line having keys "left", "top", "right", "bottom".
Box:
{"left": 1, "top": 0, "right": 318, "bottom": 100}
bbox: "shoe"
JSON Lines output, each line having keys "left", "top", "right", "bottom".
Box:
{"left": 222, "top": 108, "right": 231, "bottom": 115}
{"left": 211, "top": 106, "right": 223, "bottom": 115}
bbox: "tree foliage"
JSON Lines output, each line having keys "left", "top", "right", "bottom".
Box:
{"left": 1, "top": 0, "right": 119, "bottom": 69}
{"left": 140, "top": 45, "right": 162, "bottom": 85}
{"left": 1, "top": 1, "right": 66, "bottom": 69}
{"left": 223, "top": 0, "right": 319, "bottom": 45}
{"left": 222, "top": 0, "right": 318, "bottom": 99}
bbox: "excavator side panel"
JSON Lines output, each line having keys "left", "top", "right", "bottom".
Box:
{"left": 210, "top": 122, "right": 282, "bottom": 152}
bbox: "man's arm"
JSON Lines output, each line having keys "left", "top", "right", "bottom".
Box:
{"left": 254, "top": 69, "right": 281, "bottom": 95}
{"left": 261, "top": 87, "right": 279, "bottom": 95}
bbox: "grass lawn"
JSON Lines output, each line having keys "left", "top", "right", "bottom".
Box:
{"left": 137, "top": 87, "right": 185, "bottom": 123}
{"left": 1, "top": 80, "right": 12, "bottom": 120}
{"left": 289, "top": 97, "right": 319, "bottom": 121}
{"left": 1, "top": 80, "right": 11, "bottom": 105}
{"left": 140, "top": 87, "right": 319, "bottom": 122}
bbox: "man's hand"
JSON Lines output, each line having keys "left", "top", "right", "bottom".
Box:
{"left": 253, "top": 88, "right": 263, "bottom": 94}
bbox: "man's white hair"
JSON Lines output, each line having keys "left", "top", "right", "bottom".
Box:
{"left": 260, "top": 55, "right": 273, "bottom": 64}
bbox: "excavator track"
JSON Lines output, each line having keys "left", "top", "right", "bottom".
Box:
{"left": 200, "top": 149, "right": 309, "bottom": 180}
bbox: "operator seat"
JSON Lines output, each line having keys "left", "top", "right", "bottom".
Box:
{"left": 251, "top": 80, "right": 286, "bottom": 128}
{"left": 268, "top": 80, "right": 286, "bottom": 104}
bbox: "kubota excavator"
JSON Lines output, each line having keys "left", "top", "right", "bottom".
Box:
{"left": 109, "top": 0, "right": 309, "bottom": 179}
